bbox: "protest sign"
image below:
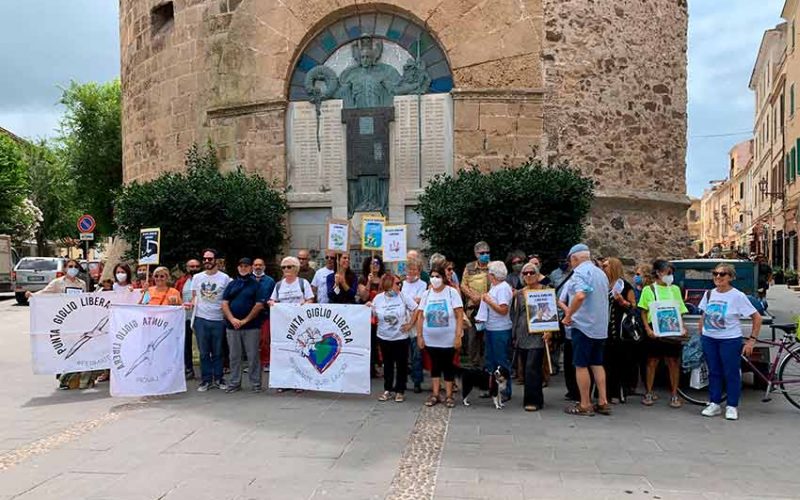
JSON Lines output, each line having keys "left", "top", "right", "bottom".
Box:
{"left": 361, "top": 216, "right": 385, "bottom": 251}
{"left": 525, "top": 289, "right": 560, "bottom": 333}
{"left": 139, "top": 228, "right": 161, "bottom": 265}
{"left": 326, "top": 219, "right": 350, "bottom": 253}
{"left": 382, "top": 225, "right": 407, "bottom": 263}
{"left": 269, "top": 303, "right": 370, "bottom": 394}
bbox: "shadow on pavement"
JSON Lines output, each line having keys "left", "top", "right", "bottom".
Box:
{"left": 21, "top": 387, "right": 113, "bottom": 407}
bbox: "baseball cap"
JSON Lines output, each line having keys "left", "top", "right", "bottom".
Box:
{"left": 567, "top": 243, "right": 590, "bottom": 258}
{"left": 238, "top": 257, "right": 253, "bottom": 266}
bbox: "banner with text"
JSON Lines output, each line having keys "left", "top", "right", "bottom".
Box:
{"left": 109, "top": 304, "right": 186, "bottom": 397}
{"left": 269, "top": 303, "right": 371, "bottom": 394}
{"left": 29, "top": 291, "right": 142, "bottom": 375}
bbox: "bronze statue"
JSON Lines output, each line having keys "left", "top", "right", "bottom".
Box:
{"left": 338, "top": 36, "right": 401, "bottom": 109}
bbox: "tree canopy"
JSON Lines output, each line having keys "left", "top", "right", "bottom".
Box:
{"left": 415, "top": 158, "right": 595, "bottom": 269}
{"left": 0, "top": 134, "right": 28, "bottom": 237}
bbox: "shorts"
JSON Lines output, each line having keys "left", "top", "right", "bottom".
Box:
{"left": 645, "top": 335, "right": 682, "bottom": 359}
{"left": 571, "top": 328, "right": 605, "bottom": 367}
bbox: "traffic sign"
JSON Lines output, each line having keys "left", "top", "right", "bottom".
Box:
{"left": 77, "top": 214, "right": 96, "bottom": 234}
{"left": 79, "top": 233, "right": 94, "bottom": 241}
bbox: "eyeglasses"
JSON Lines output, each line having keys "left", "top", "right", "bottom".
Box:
{"left": 281, "top": 265, "right": 295, "bottom": 270}
{"left": 446, "top": 268, "right": 453, "bottom": 272}
{"left": 522, "top": 271, "right": 536, "bottom": 276}
{"left": 325, "top": 256, "right": 336, "bottom": 261}
{"left": 202, "top": 257, "right": 215, "bottom": 262}
{"left": 712, "top": 272, "right": 730, "bottom": 277}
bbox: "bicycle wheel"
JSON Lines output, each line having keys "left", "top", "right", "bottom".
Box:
{"left": 677, "top": 370, "right": 726, "bottom": 406}
{"left": 778, "top": 346, "right": 800, "bottom": 411}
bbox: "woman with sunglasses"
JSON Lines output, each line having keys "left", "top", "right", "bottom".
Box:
{"left": 140, "top": 266, "right": 181, "bottom": 305}
{"left": 637, "top": 259, "right": 688, "bottom": 408}
{"left": 326, "top": 253, "right": 358, "bottom": 304}
{"left": 28, "top": 259, "right": 89, "bottom": 389}
{"left": 698, "top": 263, "right": 761, "bottom": 420}
{"left": 369, "top": 274, "right": 418, "bottom": 402}
{"left": 269, "top": 257, "right": 314, "bottom": 306}
{"left": 416, "top": 264, "right": 464, "bottom": 408}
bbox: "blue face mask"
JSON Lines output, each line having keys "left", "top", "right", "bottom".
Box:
{"left": 478, "top": 254, "right": 490, "bottom": 264}
{"left": 634, "top": 275, "right": 643, "bottom": 286}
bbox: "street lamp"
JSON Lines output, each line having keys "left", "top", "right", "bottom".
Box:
{"left": 758, "top": 177, "right": 784, "bottom": 200}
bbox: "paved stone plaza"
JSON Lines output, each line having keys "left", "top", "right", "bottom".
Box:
{"left": 1, "top": 289, "right": 799, "bottom": 500}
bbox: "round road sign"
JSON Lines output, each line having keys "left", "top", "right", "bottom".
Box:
{"left": 77, "top": 215, "right": 96, "bottom": 233}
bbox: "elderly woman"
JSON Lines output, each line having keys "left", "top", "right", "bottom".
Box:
{"left": 511, "top": 262, "right": 553, "bottom": 411}
{"left": 327, "top": 253, "right": 358, "bottom": 304}
{"left": 698, "top": 263, "right": 761, "bottom": 420}
{"left": 140, "top": 266, "right": 181, "bottom": 305}
{"left": 480, "top": 260, "right": 514, "bottom": 401}
{"left": 269, "top": 256, "right": 315, "bottom": 306}
{"left": 638, "top": 259, "right": 688, "bottom": 408}
{"left": 417, "top": 264, "right": 464, "bottom": 408}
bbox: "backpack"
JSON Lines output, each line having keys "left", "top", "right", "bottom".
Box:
{"left": 275, "top": 278, "right": 306, "bottom": 299}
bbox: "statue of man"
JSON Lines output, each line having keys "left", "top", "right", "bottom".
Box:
{"left": 338, "top": 37, "right": 401, "bottom": 109}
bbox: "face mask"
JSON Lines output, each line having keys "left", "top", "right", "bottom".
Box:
{"left": 478, "top": 254, "right": 490, "bottom": 264}
{"left": 662, "top": 274, "right": 674, "bottom": 286}
{"left": 512, "top": 263, "right": 523, "bottom": 273}
{"left": 253, "top": 269, "right": 265, "bottom": 277}
{"left": 634, "top": 275, "right": 643, "bottom": 286}
{"left": 430, "top": 277, "right": 443, "bottom": 288}
{"left": 116, "top": 273, "right": 128, "bottom": 283}
{"left": 66, "top": 268, "right": 79, "bottom": 278}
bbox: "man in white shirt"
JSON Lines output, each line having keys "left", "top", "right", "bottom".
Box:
{"left": 403, "top": 256, "right": 428, "bottom": 393}
{"left": 191, "top": 248, "right": 232, "bottom": 392}
{"left": 311, "top": 250, "right": 337, "bottom": 304}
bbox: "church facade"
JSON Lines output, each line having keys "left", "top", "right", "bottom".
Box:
{"left": 120, "top": 0, "right": 690, "bottom": 260}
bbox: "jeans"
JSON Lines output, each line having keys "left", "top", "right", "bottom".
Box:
{"left": 409, "top": 338, "right": 423, "bottom": 385}
{"left": 702, "top": 336, "right": 743, "bottom": 407}
{"left": 194, "top": 317, "right": 226, "bottom": 385}
{"left": 519, "top": 348, "right": 544, "bottom": 407}
{"left": 184, "top": 320, "right": 194, "bottom": 375}
{"left": 227, "top": 328, "right": 261, "bottom": 389}
{"left": 484, "top": 329, "right": 512, "bottom": 398}
{"left": 380, "top": 338, "right": 409, "bottom": 393}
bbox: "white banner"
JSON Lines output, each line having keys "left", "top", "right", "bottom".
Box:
{"left": 269, "top": 304, "right": 371, "bottom": 394}
{"left": 29, "top": 291, "right": 142, "bottom": 375}
{"left": 109, "top": 304, "right": 186, "bottom": 397}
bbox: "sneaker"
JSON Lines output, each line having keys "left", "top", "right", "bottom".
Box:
{"left": 725, "top": 406, "right": 738, "bottom": 420}
{"left": 263, "top": 365, "right": 270, "bottom": 373}
{"left": 197, "top": 382, "right": 210, "bottom": 392}
{"left": 641, "top": 393, "right": 655, "bottom": 406}
{"left": 225, "top": 385, "right": 241, "bottom": 394}
{"left": 213, "top": 380, "right": 228, "bottom": 391}
{"left": 701, "top": 402, "right": 722, "bottom": 417}
{"left": 185, "top": 370, "right": 195, "bottom": 381}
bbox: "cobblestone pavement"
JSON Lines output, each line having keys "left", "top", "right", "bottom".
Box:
{"left": 1, "top": 288, "right": 800, "bottom": 499}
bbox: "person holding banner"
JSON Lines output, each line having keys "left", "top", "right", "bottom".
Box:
{"left": 370, "top": 274, "right": 418, "bottom": 402}
{"left": 511, "top": 263, "right": 552, "bottom": 411}
{"left": 417, "top": 265, "right": 464, "bottom": 408}
{"left": 140, "top": 267, "right": 181, "bottom": 306}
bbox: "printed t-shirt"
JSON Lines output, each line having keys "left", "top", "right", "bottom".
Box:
{"left": 637, "top": 284, "right": 688, "bottom": 324}
{"left": 419, "top": 286, "right": 464, "bottom": 348}
{"left": 372, "top": 291, "right": 418, "bottom": 342}
{"left": 270, "top": 278, "right": 314, "bottom": 304}
{"left": 311, "top": 268, "right": 334, "bottom": 304}
{"left": 485, "top": 281, "right": 513, "bottom": 331}
{"left": 191, "top": 271, "right": 232, "bottom": 321}
{"left": 699, "top": 288, "right": 758, "bottom": 339}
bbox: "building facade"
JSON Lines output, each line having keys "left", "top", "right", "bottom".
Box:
{"left": 120, "top": 0, "right": 690, "bottom": 260}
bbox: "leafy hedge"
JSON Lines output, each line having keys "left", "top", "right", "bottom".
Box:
{"left": 415, "top": 158, "right": 595, "bottom": 268}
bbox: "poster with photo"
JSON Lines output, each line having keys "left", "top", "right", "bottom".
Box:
{"left": 382, "top": 225, "right": 407, "bottom": 262}
{"left": 651, "top": 301, "right": 684, "bottom": 337}
{"left": 138, "top": 228, "right": 161, "bottom": 265}
{"left": 525, "top": 289, "right": 559, "bottom": 333}
{"left": 326, "top": 219, "right": 350, "bottom": 253}
{"left": 361, "top": 216, "right": 385, "bottom": 251}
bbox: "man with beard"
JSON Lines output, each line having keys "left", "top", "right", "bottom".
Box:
{"left": 191, "top": 249, "right": 232, "bottom": 391}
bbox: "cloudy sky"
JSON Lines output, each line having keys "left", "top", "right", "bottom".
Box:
{"left": 0, "top": 1, "right": 787, "bottom": 197}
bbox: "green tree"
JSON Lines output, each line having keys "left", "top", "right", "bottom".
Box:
{"left": 23, "top": 140, "right": 80, "bottom": 254}
{"left": 0, "top": 134, "right": 28, "bottom": 235}
{"left": 58, "top": 79, "right": 122, "bottom": 236}
{"left": 415, "top": 158, "right": 595, "bottom": 269}
{"left": 114, "top": 143, "right": 289, "bottom": 271}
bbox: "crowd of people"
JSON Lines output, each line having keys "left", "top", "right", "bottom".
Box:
{"left": 32, "top": 241, "right": 764, "bottom": 420}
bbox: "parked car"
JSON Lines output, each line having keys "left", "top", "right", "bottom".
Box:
{"left": 12, "top": 257, "right": 66, "bottom": 305}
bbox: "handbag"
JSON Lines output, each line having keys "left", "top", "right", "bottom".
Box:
{"left": 619, "top": 306, "right": 645, "bottom": 343}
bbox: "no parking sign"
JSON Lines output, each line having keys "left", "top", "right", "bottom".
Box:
{"left": 77, "top": 215, "right": 96, "bottom": 234}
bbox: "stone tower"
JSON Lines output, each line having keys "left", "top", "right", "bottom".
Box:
{"left": 120, "top": 0, "right": 689, "bottom": 261}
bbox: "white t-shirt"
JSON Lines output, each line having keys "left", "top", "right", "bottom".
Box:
{"left": 311, "top": 267, "right": 335, "bottom": 304}
{"left": 372, "top": 291, "right": 418, "bottom": 342}
{"left": 192, "top": 271, "right": 231, "bottom": 321}
{"left": 699, "top": 288, "right": 758, "bottom": 340}
{"left": 270, "top": 278, "right": 314, "bottom": 304}
{"left": 485, "top": 281, "right": 513, "bottom": 331}
{"left": 419, "top": 286, "right": 464, "bottom": 348}
{"left": 401, "top": 278, "right": 427, "bottom": 337}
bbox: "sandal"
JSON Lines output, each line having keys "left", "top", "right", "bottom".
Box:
{"left": 641, "top": 393, "right": 655, "bottom": 406}
{"left": 425, "top": 394, "right": 439, "bottom": 407}
{"left": 395, "top": 393, "right": 405, "bottom": 403}
{"left": 524, "top": 405, "right": 539, "bottom": 412}
{"left": 669, "top": 395, "right": 683, "bottom": 408}
{"left": 564, "top": 404, "right": 595, "bottom": 416}
{"left": 594, "top": 403, "right": 612, "bottom": 415}
{"left": 378, "top": 391, "right": 394, "bottom": 402}
{"left": 445, "top": 397, "right": 456, "bottom": 408}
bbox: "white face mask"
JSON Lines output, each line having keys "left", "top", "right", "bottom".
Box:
{"left": 66, "top": 268, "right": 79, "bottom": 278}
{"left": 116, "top": 273, "right": 127, "bottom": 283}
{"left": 662, "top": 274, "right": 674, "bottom": 286}
{"left": 430, "top": 277, "right": 443, "bottom": 289}
{"left": 253, "top": 269, "right": 265, "bottom": 277}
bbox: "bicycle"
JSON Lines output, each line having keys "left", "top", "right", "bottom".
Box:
{"left": 678, "top": 323, "right": 800, "bottom": 411}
